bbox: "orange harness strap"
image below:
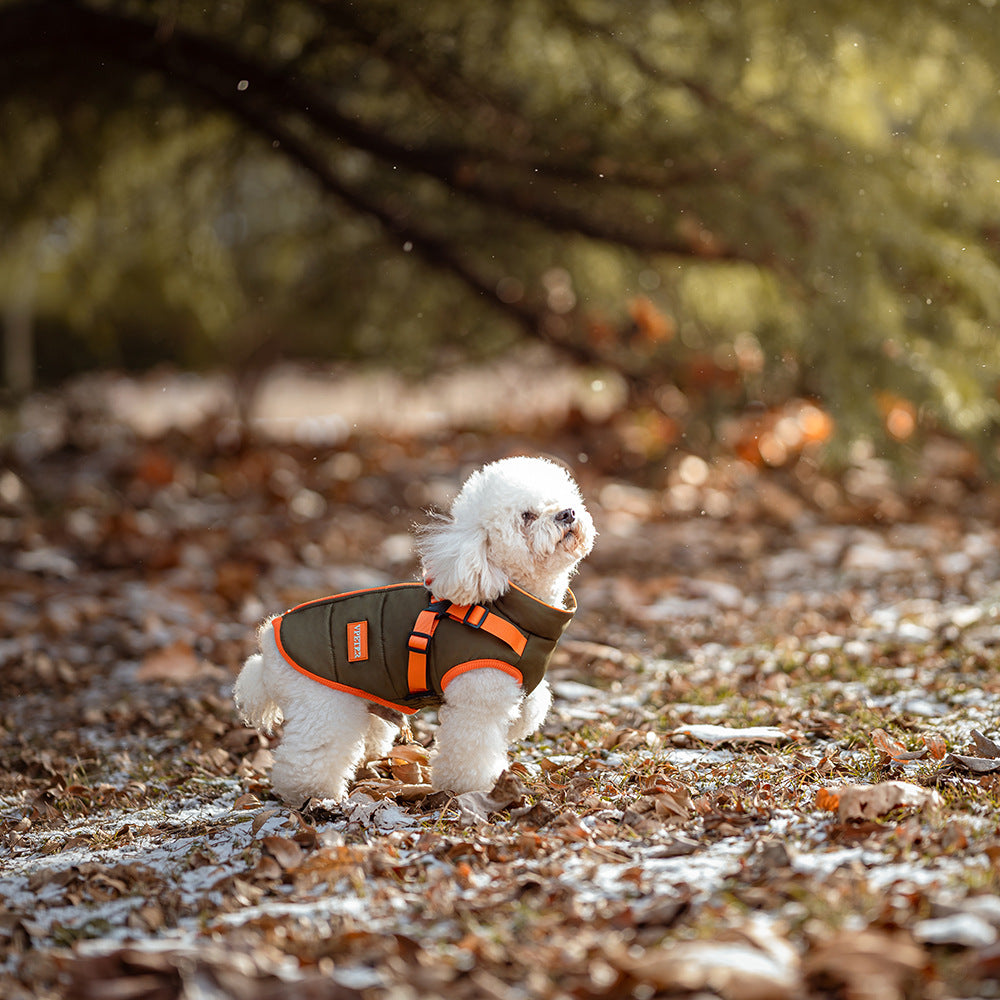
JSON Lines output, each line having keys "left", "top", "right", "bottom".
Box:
{"left": 443, "top": 603, "right": 528, "bottom": 656}
{"left": 406, "top": 606, "right": 444, "bottom": 695}
{"left": 406, "top": 598, "right": 528, "bottom": 695}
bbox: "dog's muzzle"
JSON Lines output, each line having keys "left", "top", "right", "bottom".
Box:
{"left": 555, "top": 508, "right": 582, "bottom": 545}
{"left": 556, "top": 508, "right": 576, "bottom": 526}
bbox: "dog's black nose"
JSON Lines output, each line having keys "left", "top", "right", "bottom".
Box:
{"left": 556, "top": 508, "right": 576, "bottom": 525}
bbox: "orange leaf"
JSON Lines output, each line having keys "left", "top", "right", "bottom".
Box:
{"left": 389, "top": 745, "right": 431, "bottom": 765}
{"left": 922, "top": 734, "right": 947, "bottom": 760}
{"left": 871, "top": 728, "right": 911, "bottom": 761}
{"left": 815, "top": 787, "right": 840, "bottom": 812}
{"left": 628, "top": 296, "right": 675, "bottom": 344}
{"left": 137, "top": 640, "right": 200, "bottom": 683}
{"left": 455, "top": 862, "right": 474, "bottom": 889}
{"left": 390, "top": 760, "right": 424, "bottom": 784}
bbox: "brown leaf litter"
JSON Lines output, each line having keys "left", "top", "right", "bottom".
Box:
{"left": 5, "top": 390, "right": 1000, "bottom": 998}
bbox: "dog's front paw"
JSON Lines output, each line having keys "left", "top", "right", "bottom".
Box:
{"left": 430, "top": 755, "right": 506, "bottom": 795}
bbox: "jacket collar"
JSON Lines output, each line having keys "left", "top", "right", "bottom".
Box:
{"left": 492, "top": 582, "right": 576, "bottom": 641}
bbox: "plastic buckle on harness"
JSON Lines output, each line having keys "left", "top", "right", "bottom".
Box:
{"left": 407, "top": 632, "right": 431, "bottom": 654}
{"left": 445, "top": 603, "right": 486, "bottom": 628}
{"left": 463, "top": 605, "right": 488, "bottom": 628}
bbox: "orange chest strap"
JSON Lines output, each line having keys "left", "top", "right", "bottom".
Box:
{"left": 406, "top": 598, "right": 528, "bottom": 695}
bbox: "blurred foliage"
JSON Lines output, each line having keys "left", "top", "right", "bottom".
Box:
{"left": 2, "top": 0, "right": 1000, "bottom": 455}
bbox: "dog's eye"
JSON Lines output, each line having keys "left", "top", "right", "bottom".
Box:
{"left": 521, "top": 511, "right": 538, "bottom": 525}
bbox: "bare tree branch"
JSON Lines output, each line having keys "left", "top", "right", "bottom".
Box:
{"left": 0, "top": 0, "right": 747, "bottom": 260}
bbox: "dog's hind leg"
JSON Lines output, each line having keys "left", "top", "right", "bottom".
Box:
{"left": 362, "top": 713, "right": 400, "bottom": 762}
{"left": 269, "top": 688, "right": 370, "bottom": 805}
{"left": 234, "top": 652, "right": 283, "bottom": 734}
{"left": 431, "top": 669, "right": 521, "bottom": 794}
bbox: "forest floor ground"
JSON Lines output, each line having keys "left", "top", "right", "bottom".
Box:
{"left": 4, "top": 364, "right": 1000, "bottom": 999}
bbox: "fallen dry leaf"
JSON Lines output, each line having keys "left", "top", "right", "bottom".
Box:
{"left": 629, "top": 782, "right": 693, "bottom": 825}
{"left": 940, "top": 753, "right": 1000, "bottom": 774}
{"left": 601, "top": 728, "right": 660, "bottom": 751}
{"left": 539, "top": 754, "right": 584, "bottom": 773}
{"left": 871, "top": 727, "right": 926, "bottom": 761}
{"left": 804, "top": 929, "right": 926, "bottom": 1000}
{"left": 616, "top": 938, "right": 800, "bottom": 1000}
{"left": 261, "top": 836, "right": 304, "bottom": 870}
{"left": 828, "top": 781, "right": 943, "bottom": 822}
{"left": 353, "top": 780, "right": 433, "bottom": 801}
{"left": 136, "top": 640, "right": 201, "bottom": 683}
{"left": 252, "top": 855, "right": 283, "bottom": 881}
{"left": 386, "top": 745, "right": 431, "bottom": 765}
{"left": 936, "top": 730, "right": 1000, "bottom": 773}
{"left": 971, "top": 730, "right": 1000, "bottom": 758}
{"left": 814, "top": 786, "right": 840, "bottom": 813}
{"left": 389, "top": 759, "right": 425, "bottom": 784}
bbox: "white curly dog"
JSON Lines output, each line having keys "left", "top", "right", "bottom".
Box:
{"left": 235, "top": 456, "right": 595, "bottom": 804}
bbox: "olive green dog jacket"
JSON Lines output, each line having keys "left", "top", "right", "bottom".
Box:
{"left": 273, "top": 583, "right": 577, "bottom": 714}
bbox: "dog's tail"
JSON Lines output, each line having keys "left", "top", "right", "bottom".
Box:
{"left": 234, "top": 652, "right": 284, "bottom": 734}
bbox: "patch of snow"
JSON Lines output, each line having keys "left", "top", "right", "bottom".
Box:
{"left": 901, "top": 697, "right": 949, "bottom": 718}
{"left": 639, "top": 597, "right": 717, "bottom": 620}
{"left": 215, "top": 889, "right": 377, "bottom": 929}
{"left": 688, "top": 579, "right": 745, "bottom": 609}
{"left": 842, "top": 541, "right": 922, "bottom": 575}
{"left": 948, "top": 895, "right": 1000, "bottom": 926}
{"left": 672, "top": 724, "right": 791, "bottom": 744}
{"left": 914, "top": 913, "right": 998, "bottom": 948}
{"left": 343, "top": 794, "right": 423, "bottom": 831}
{"left": 793, "top": 844, "right": 989, "bottom": 892}
{"left": 671, "top": 701, "right": 731, "bottom": 720}
{"left": 561, "top": 839, "right": 745, "bottom": 905}
{"left": 809, "top": 633, "right": 844, "bottom": 651}
{"left": 329, "top": 966, "right": 386, "bottom": 991}
{"left": 551, "top": 680, "right": 605, "bottom": 701}
{"left": 664, "top": 748, "right": 737, "bottom": 767}
{"left": 896, "top": 621, "right": 935, "bottom": 643}
{"left": 950, "top": 605, "right": 984, "bottom": 629}
{"left": 556, "top": 705, "right": 606, "bottom": 722}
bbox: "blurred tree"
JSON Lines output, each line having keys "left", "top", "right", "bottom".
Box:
{"left": 1, "top": 0, "right": 999, "bottom": 454}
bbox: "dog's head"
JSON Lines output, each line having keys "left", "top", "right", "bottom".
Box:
{"left": 417, "top": 456, "right": 595, "bottom": 608}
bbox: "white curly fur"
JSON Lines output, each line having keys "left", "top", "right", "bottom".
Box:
{"left": 234, "top": 456, "right": 595, "bottom": 804}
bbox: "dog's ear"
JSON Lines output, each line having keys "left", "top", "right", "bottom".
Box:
{"left": 416, "top": 517, "right": 508, "bottom": 605}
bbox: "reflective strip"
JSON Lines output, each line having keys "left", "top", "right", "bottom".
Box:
{"left": 440, "top": 659, "right": 523, "bottom": 691}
